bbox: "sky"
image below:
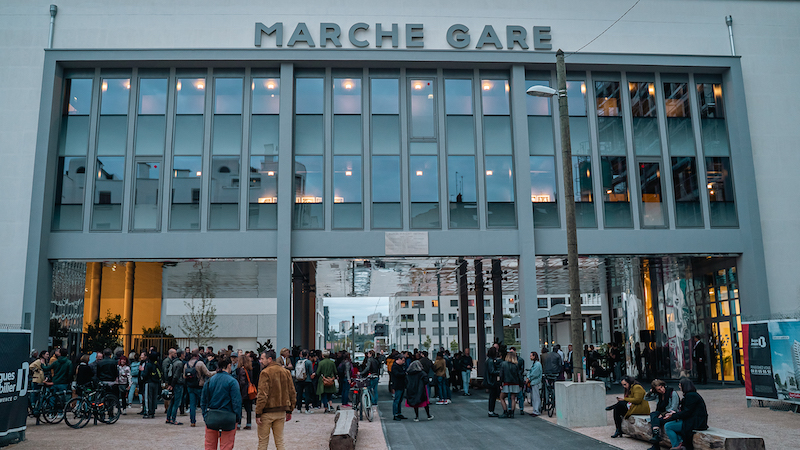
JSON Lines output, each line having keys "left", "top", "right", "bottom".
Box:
{"left": 324, "top": 296, "right": 390, "bottom": 330}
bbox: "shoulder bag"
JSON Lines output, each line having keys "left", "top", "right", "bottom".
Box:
{"left": 245, "top": 370, "right": 257, "bottom": 400}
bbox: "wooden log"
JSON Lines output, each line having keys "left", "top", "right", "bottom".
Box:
{"left": 622, "top": 415, "right": 765, "bottom": 450}
{"left": 330, "top": 409, "right": 358, "bottom": 450}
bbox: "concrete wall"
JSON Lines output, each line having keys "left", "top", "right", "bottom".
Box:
{"left": 3, "top": 0, "right": 799, "bottom": 327}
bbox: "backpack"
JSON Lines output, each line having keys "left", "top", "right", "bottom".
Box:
{"left": 185, "top": 360, "right": 200, "bottom": 387}
{"left": 148, "top": 363, "right": 162, "bottom": 382}
{"left": 295, "top": 358, "right": 307, "bottom": 381}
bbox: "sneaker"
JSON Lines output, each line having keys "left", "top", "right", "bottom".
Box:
{"left": 173, "top": 421, "right": 184, "bottom": 425}
{"left": 427, "top": 415, "right": 434, "bottom": 421}
{"left": 413, "top": 418, "right": 419, "bottom": 422}
{"left": 488, "top": 412, "right": 499, "bottom": 417}
{"left": 393, "top": 416, "right": 402, "bottom": 421}
{"left": 304, "top": 409, "right": 312, "bottom": 414}
{"left": 397, "top": 414, "right": 407, "bottom": 419}
{"left": 122, "top": 408, "right": 127, "bottom": 415}
{"left": 244, "top": 425, "right": 251, "bottom": 430}
{"left": 446, "top": 399, "right": 452, "bottom": 404}
{"left": 165, "top": 419, "right": 172, "bottom": 424}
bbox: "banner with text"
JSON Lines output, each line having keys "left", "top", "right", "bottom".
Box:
{"left": 744, "top": 320, "right": 800, "bottom": 404}
{"left": 0, "top": 330, "right": 30, "bottom": 437}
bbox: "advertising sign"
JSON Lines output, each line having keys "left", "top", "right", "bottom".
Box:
{"left": 743, "top": 320, "right": 800, "bottom": 404}
{"left": 0, "top": 330, "right": 31, "bottom": 438}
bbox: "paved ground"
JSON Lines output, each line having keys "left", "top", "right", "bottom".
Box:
{"left": 377, "top": 387, "right": 620, "bottom": 450}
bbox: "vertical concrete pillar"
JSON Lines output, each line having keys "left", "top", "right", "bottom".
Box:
{"left": 491, "top": 259, "right": 503, "bottom": 344}
{"left": 275, "top": 62, "right": 295, "bottom": 351}
{"left": 457, "top": 259, "right": 469, "bottom": 353}
{"left": 474, "top": 259, "right": 486, "bottom": 376}
{"left": 84, "top": 262, "right": 103, "bottom": 331}
{"left": 306, "top": 263, "right": 316, "bottom": 350}
{"left": 292, "top": 262, "right": 306, "bottom": 348}
{"left": 123, "top": 262, "right": 135, "bottom": 352}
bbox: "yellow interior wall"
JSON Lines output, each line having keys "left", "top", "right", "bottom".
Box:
{"left": 131, "top": 262, "right": 163, "bottom": 333}
{"left": 99, "top": 263, "right": 126, "bottom": 319}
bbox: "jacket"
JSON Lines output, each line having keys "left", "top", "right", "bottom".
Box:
{"left": 315, "top": 358, "right": 338, "bottom": 396}
{"left": 255, "top": 361, "right": 297, "bottom": 417}
{"left": 527, "top": 361, "right": 543, "bottom": 386}
{"left": 41, "top": 356, "right": 73, "bottom": 385}
{"left": 672, "top": 391, "right": 708, "bottom": 447}
{"left": 404, "top": 361, "right": 429, "bottom": 407}
{"left": 236, "top": 366, "right": 256, "bottom": 401}
{"left": 390, "top": 360, "right": 407, "bottom": 390}
{"left": 484, "top": 357, "right": 500, "bottom": 387}
{"left": 360, "top": 356, "right": 380, "bottom": 377}
{"left": 30, "top": 359, "right": 46, "bottom": 384}
{"left": 433, "top": 358, "right": 447, "bottom": 377}
{"left": 96, "top": 358, "right": 118, "bottom": 382}
{"left": 623, "top": 384, "right": 650, "bottom": 417}
{"left": 201, "top": 370, "right": 242, "bottom": 424}
{"left": 500, "top": 360, "right": 523, "bottom": 385}
{"left": 140, "top": 361, "right": 161, "bottom": 384}
{"left": 459, "top": 354, "right": 473, "bottom": 371}
{"left": 171, "top": 358, "right": 185, "bottom": 386}
{"left": 655, "top": 387, "right": 680, "bottom": 413}
{"left": 541, "top": 352, "right": 562, "bottom": 375}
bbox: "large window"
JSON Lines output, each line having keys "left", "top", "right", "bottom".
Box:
{"left": 445, "top": 78, "right": 478, "bottom": 228}
{"left": 170, "top": 77, "right": 205, "bottom": 230}
{"left": 209, "top": 77, "right": 243, "bottom": 230}
{"left": 249, "top": 76, "right": 280, "bottom": 229}
{"left": 665, "top": 81, "right": 703, "bottom": 227}
{"left": 566, "top": 79, "right": 596, "bottom": 227}
{"left": 409, "top": 78, "right": 440, "bottom": 229}
{"left": 698, "top": 83, "right": 737, "bottom": 227}
{"left": 53, "top": 78, "right": 92, "bottom": 231}
{"left": 526, "top": 76, "right": 559, "bottom": 228}
{"left": 333, "top": 76, "right": 363, "bottom": 228}
{"left": 92, "top": 78, "right": 129, "bottom": 231}
{"left": 371, "top": 77, "right": 401, "bottom": 228}
{"left": 132, "top": 76, "right": 167, "bottom": 231}
{"left": 294, "top": 77, "right": 324, "bottom": 229}
{"left": 482, "top": 78, "right": 515, "bottom": 227}
{"left": 596, "top": 80, "right": 632, "bottom": 228}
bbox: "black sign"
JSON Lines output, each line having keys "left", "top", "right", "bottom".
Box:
{"left": 0, "top": 331, "right": 30, "bottom": 438}
{"left": 374, "top": 323, "right": 387, "bottom": 337}
{"left": 746, "top": 323, "right": 778, "bottom": 399}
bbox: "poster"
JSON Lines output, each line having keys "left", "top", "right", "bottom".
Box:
{"left": 743, "top": 320, "right": 800, "bottom": 404}
{"left": 0, "top": 330, "right": 30, "bottom": 438}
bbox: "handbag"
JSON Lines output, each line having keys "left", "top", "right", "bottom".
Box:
{"left": 322, "top": 375, "right": 335, "bottom": 387}
{"left": 245, "top": 370, "right": 257, "bottom": 400}
{"left": 205, "top": 408, "right": 237, "bottom": 431}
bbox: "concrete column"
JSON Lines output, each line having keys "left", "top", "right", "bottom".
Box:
{"left": 474, "top": 259, "right": 486, "bottom": 376}
{"left": 276, "top": 63, "right": 294, "bottom": 350}
{"left": 491, "top": 259, "right": 503, "bottom": 344}
{"left": 84, "top": 262, "right": 103, "bottom": 331}
{"left": 457, "top": 259, "right": 469, "bottom": 352}
{"left": 123, "top": 262, "right": 135, "bottom": 352}
{"left": 292, "top": 262, "right": 306, "bottom": 348}
{"left": 306, "top": 263, "right": 317, "bottom": 349}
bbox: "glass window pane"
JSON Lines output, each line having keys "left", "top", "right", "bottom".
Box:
{"left": 209, "top": 156, "right": 240, "bottom": 230}
{"left": 483, "top": 116, "right": 512, "bottom": 155}
{"left": 371, "top": 115, "right": 400, "bottom": 155}
{"left": 410, "top": 155, "right": 439, "bottom": 202}
{"left": 697, "top": 83, "right": 725, "bottom": 119}
{"left": 294, "top": 155, "right": 324, "bottom": 229}
{"left": 409, "top": 79, "right": 435, "bottom": 138}
{"left": 531, "top": 156, "right": 559, "bottom": 228}
{"left": 176, "top": 78, "right": 206, "bottom": 115}
{"left": 597, "top": 117, "right": 625, "bottom": 156}
{"left": 667, "top": 118, "right": 695, "bottom": 156}
{"left": 295, "top": 78, "right": 324, "bottom": 114}
{"left": 566, "top": 81, "right": 586, "bottom": 116}
{"left": 664, "top": 83, "right": 690, "bottom": 118}
{"left": 97, "top": 115, "right": 128, "bottom": 156}
{"left": 640, "top": 162, "right": 666, "bottom": 227}
{"left": 602, "top": 156, "right": 631, "bottom": 228}
{"left": 572, "top": 156, "right": 596, "bottom": 227}
{"left": 170, "top": 156, "right": 202, "bottom": 230}
{"left": 138, "top": 79, "right": 167, "bottom": 114}
{"left": 53, "top": 156, "right": 86, "bottom": 230}
{"left": 66, "top": 79, "right": 92, "bottom": 115}
{"left": 212, "top": 115, "right": 242, "bottom": 155}
{"left": 485, "top": 155, "right": 515, "bottom": 227}
{"left": 250, "top": 115, "right": 279, "bottom": 155}
{"left": 173, "top": 115, "right": 204, "bottom": 155}
{"left": 372, "top": 156, "right": 401, "bottom": 203}
{"left": 334, "top": 78, "right": 361, "bottom": 114}
{"left": 59, "top": 116, "right": 90, "bottom": 156}
{"left": 525, "top": 80, "right": 551, "bottom": 116}
{"left": 294, "top": 115, "right": 324, "bottom": 155}
{"left": 333, "top": 156, "right": 362, "bottom": 229}
{"left": 671, "top": 157, "right": 702, "bottom": 227}
{"left": 135, "top": 115, "right": 166, "bottom": 155}
{"left": 480, "top": 79, "right": 509, "bottom": 115}
{"left": 446, "top": 116, "right": 475, "bottom": 155}
{"left": 595, "top": 81, "right": 620, "bottom": 117}
{"left": 528, "top": 116, "right": 554, "bottom": 156}
{"left": 409, "top": 142, "right": 438, "bottom": 155}
{"left": 100, "top": 78, "right": 130, "bottom": 115}
{"left": 445, "top": 79, "right": 473, "bottom": 115}
{"left": 448, "top": 155, "right": 478, "bottom": 229}
{"left": 632, "top": 117, "right": 661, "bottom": 156}
{"left": 252, "top": 78, "right": 280, "bottom": 114}
{"left": 698, "top": 84, "right": 729, "bottom": 156}
{"left": 92, "top": 156, "right": 125, "bottom": 230}
{"left": 569, "top": 117, "right": 591, "bottom": 155}
{"left": 214, "top": 78, "right": 243, "bottom": 114}
{"left": 333, "top": 115, "right": 362, "bottom": 154}
{"left": 371, "top": 78, "right": 399, "bottom": 114}
{"left": 706, "top": 157, "right": 737, "bottom": 227}
{"left": 248, "top": 155, "right": 278, "bottom": 230}
{"left": 132, "top": 161, "right": 160, "bottom": 230}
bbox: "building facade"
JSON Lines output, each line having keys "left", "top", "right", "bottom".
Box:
{"left": 3, "top": 1, "right": 799, "bottom": 383}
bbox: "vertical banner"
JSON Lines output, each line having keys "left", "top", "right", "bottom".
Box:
{"left": 0, "top": 331, "right": 30, "bottom": 438}
{"left": 744, "top": 322, "right": 777, "bottom": 399}
{"left": 767, "top": 320, "right": 800, "bottom": 404}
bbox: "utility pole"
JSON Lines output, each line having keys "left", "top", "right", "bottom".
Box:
{"left": 555, "top": 49, "right": 585, "bottom": 382}
{"left": 352, "top": 315, "right": 356, "bottom": 356}
{"left": 436, "top": 261, "right": 443, "bottom": 350}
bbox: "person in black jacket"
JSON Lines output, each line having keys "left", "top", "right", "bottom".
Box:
{"left": 484, "top": 347, "right": 501, "bottom": 417}
{"left": 499, "top": 351, "right": 522, "bottom": 418}
{"left": 405, "top": 360, "right": 433, "bottom": 422}
{"left": 96, "top": 348, "right": 118, "bottom": 384}
{"left": 390, "top": 355, "right": 407, "bottom": 420}
{"left": 691, "top": 336, "right": 707, "bottom": 384}
{"left": 140, "top": 352, "right": 162, "bottom": 419}
{"left": 662, "top": 378, "right": 708, "bottom": 450}
{"left": 459, "top": 349, "right": 473, "bottom": 395}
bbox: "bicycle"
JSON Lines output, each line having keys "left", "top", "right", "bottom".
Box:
{"left": 540, "top": 374, "right": 558, "bottom": 417}
{"left": 350, "top": 374, "right": 378, "bottom": 422}
{"left": 64, "top": 382, "right": 121, "bottom": 429}
{"left": 28, "top": 384, "right": 67, "bottom": 424}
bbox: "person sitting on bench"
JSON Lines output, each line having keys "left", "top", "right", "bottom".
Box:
{"left": 661, "top": 378, "right": 708, "bottom": 450}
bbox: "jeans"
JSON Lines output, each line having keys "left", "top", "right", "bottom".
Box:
{"left": 664, "top": 420, "right": 684, "bottom": 447}
{"left": 436, "top": 376, "right": 451, "bottom": 400}
{"left": 518, "top": 386, "right": 525, "bottom": 411}
{"left": 321, "top": 393, "right": 331, "bottom": 408}
{"left": 299, "top": 382, "right": 314, "bottom": 410}
{"left": 369, "top": 377, "right": 379, "bottom": 404}
{"left": 342, "top": 379, "right": 351, "bottom": 406}
{"left": 488, "top": 384, "right": 500, "bottom": 413}
{"left": 462, "top": 370, "right": 471, "bottom": 394}
{"left": 167, "top": 384, "right": 184, "bottom": 421}
{"left": 529, "top": 384, "right": 541, "bottom": 415}
{"left": 128, "top": 378, "right": 141, "bottom": 406}
{"left": 188, "top": 386, "right": 202, "bottom": 424}
{"left": 392, "top": 388, "right": 404, "bottom": 417}
{"left": 613, "top": 362, "right": 622, "bottom": 382}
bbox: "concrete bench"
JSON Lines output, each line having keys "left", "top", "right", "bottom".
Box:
{"left": 330, "top": 409, "right": 358, "bottom": 450}
{"left": 622, "top": 415, "right": 765, "bottom": 450}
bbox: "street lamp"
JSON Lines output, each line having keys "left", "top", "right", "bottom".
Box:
{"left": 526, "top": 49, "right": 585, "bottom": 382}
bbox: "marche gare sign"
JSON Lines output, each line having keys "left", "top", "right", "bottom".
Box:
{"left": 255, "top": 22, "right": 552, "bottom": 50}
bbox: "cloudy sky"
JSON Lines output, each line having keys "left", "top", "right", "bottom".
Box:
{"left": 324, "top": 297, "right": 390, "bottom": 330}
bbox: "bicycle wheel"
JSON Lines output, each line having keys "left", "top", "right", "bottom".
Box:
{"left": 43, "top": 393, "right": 65, "bottom": 424}
{"left": 100, "top": 394, "right": 121, "bottom": 424}
{"left": 64, "top": 398, "right": 90, "bottom": 429}
{"left": 547, "top": 387, "right": 555, "bottom": 417}
{"left": 363, "top": 390, "right": 373, "bottom": 422}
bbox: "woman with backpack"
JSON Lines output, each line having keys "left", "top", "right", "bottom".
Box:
{"left": 185, "top": 349, "right": 210, "bottom": 427}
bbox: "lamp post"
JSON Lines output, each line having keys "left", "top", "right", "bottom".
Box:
{"left": 527, "top": 48, "right": 585, "bottom": 382}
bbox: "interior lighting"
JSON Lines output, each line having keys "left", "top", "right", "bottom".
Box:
{"left": 413, "top": 82, "right": 423, "bottom": 90}
{"left": 648, "top": 83, "right": 655, "bottom": 97}
{"left": 427, "top": 94, "right": 433, "bottom": 99}
{"left": 707, "top": 183, "right": 713, "bottom": 189}
{"left": 196, "top": 171, "right": 202, "bottom": 176}
{"left": 196, "top": 81, "right": 205, "bottom": 90}
{"left": 580, "top": 83, "right": 586, "bottom": 95}
{"left": 416, "top": 170, "right": 423, "bottom": 176}
{"left": 486, "top": 170, "right": 493, "bottom": 176}
{"left": 345, "top": 170, "right": 352, "bottom": 176}
{"left": 177, "top": 81, "right": 182, "bottom": 91}
{"left": 606, "top": 189, "right": 612, "bottom": 194}
{"left": 482, "top": 81, "right": 492, "bottom": 91}
{"left": 344, "top": 80, "right": 353, "bottom": 90}
{"left": 102, "top": 81, "right": 108, "bottom": 92}
{"left": 266, "top": 81, "right": 275, "bottom": 90}
{"left": 267, "top": 171, "right": 275, "bottom": 176}
{"left": 505, "top": 82, "right": 510, "bottom": 92}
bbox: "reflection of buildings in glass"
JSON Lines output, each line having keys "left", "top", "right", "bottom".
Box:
{"left": 792, "top": 340, "right": 800, "bottom": 389}
{"left": 250, "top": 158, "right": 277, "bottom": 204}
{"left": 61, "top": 157, "right": 87, "bottom": 204}
{"left": 94, "top": 158, "right": 124, "bottom": 204}
{"left": 209, "top": 156, "right": 240, "bottom": 204}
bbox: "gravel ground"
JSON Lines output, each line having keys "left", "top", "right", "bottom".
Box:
{"left": 12, "top": 403, "right": 388, "bottom": 450}
{"left": 539, "top": 386, "right": 799, "bottom": 450}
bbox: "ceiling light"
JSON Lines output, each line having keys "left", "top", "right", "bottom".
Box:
{"left": 416, "top": 170, "right": 423, "bottom": 176}
{"left": 486, "top": 170, "right": 493, "bottom": 176}
{"left": 196, "top": 171, "right": 202, "bottom": 176}
{"left": 267, "top": 171, "right": 275, "bottom": 176}
{"left": 648, "top": 84, "right": 655, "bottom": 97}
{"left": 580, "top": 83, "right": 586, "bottom": 95}
{"left": 102, "top": 81, "right": 107, "bottom": 92}
{"left": 345, "top": 171, "right": 352, "bottom": 176}
{"left": 177, "top": 81, "right": 182, "bottom": 91}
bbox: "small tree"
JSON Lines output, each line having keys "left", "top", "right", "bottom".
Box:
{"left": 423, "top": 335, "right": 432, "bottom": 352}
{"left": 179, "top": 262, "right": 218, "bottom": 348}
{"left": 84, "top": 312, "right": 125, "bottom": 353}
{"left": 450, "top": 338, "right": 459, "bottom": 353}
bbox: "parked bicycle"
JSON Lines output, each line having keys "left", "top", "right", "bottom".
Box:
{"left": 28, "top": 384, "right": 67, "bottom": 425}
{"left": 540, "top": 374, "right": 558, "bottom": 417}
{"left": 350, "top": 374, "right": 378, "bottom": 422}
{"left": 64, "top": 382, "right": 121, "bottom": 429}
